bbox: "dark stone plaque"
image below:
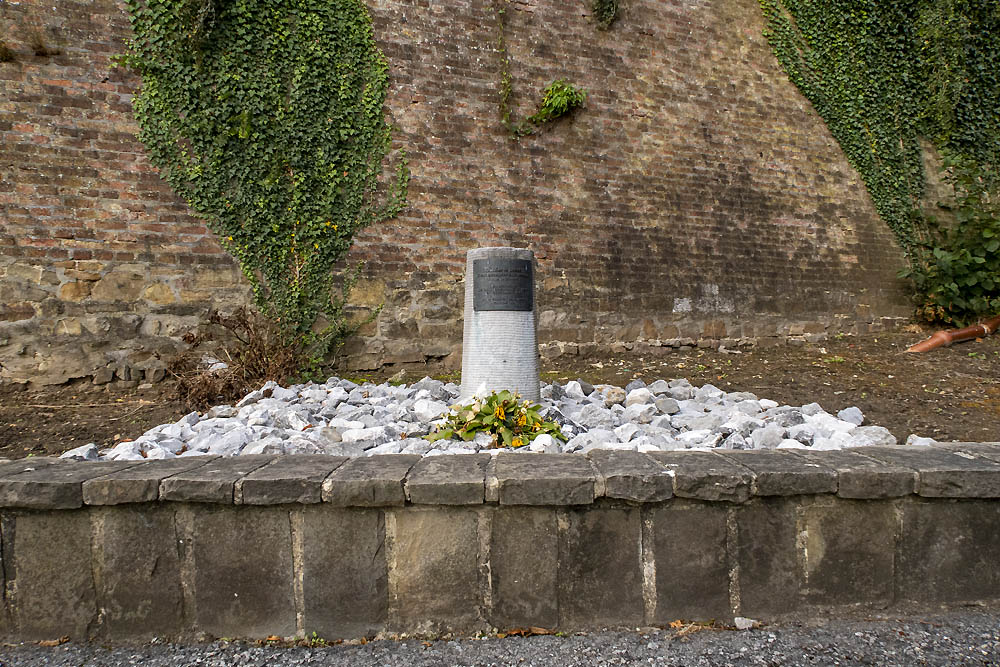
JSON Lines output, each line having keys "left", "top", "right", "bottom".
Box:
{"left": 473, "top": 258, "right": 533, "bottom": 312}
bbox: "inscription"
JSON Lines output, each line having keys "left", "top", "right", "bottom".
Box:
{"left": 473, "top": 258, "right": 534, "bottom": 312}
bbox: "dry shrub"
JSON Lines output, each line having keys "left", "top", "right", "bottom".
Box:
{"left": 170, "top": 308, "right": 303, "bottom": 410}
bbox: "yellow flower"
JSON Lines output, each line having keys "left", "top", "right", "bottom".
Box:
{"left": 532, "top": 422, "right": 541, "bottom": 432}
{"left": 511, "top": 437, "right": 523, "bottom": 448}
{"left": 517, "top": 413, "right": 527, "bottom": 427}
{"left": 494, "top": 404, "right": 505, "bottom": 421}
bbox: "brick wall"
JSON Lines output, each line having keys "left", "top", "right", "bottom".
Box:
{"left": 0, "top": 0, "right": 909, "bottom": 385}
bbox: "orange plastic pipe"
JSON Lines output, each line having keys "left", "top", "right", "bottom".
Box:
{"left": 906, "top": 314, "right": 1000, "bottom": 353}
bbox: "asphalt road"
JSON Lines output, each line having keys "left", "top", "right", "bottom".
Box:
{"left": 1, "top": 609, "right": 998, "bottom": 666}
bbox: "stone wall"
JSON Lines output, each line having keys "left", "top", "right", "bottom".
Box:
{"left": 0, "top": 0, "right": 911, "bottom": 385}
{"left": 0, "top": 443, "right": 999, "bottom": 641}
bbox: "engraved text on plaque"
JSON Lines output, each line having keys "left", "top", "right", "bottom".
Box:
{"left": 472, "top": 258, "right": 533, "bottom": 312}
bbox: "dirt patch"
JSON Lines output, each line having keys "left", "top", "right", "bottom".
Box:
{"left": 1, "top": 329, "right": 997, "bottom": 459}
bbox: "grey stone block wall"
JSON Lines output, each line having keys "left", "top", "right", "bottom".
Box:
{"left": 0, "top": 443, "right": 998, "bottom": 641}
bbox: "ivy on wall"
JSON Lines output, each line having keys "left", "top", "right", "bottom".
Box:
{"left": 120, "top": 0, "right": 408, "bottom": 368}
{"left": 493, "top": 0, "right": 587, "bottom": 138}
{"left": 759, "top": 0, "right": 1000, "bottom": 324}
{"left": 590, "top": 0, "right": 619, "bottom": 30}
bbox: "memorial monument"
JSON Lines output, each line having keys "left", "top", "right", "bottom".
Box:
{"left": 459, "top": 247, "right": 541, "bottom": 401}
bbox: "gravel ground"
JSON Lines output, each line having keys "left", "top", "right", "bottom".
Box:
{"left": 2, "top": 610, "right": 997, "bottom": 666}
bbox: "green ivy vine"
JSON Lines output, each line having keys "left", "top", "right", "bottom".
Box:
{"left": 120, "top": 0, "right": 408, "bottom": 368}
{"left": 493, "top": 0, "right": 587, "bottom": 139}
{"left": 590, "top": 0, "right": 619, "bottom": 30}
{"left": 759, "top": 0, "right": 1000, "bottom": 324}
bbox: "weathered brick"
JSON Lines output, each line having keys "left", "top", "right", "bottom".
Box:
{"left": 0, "top": 0, "right": 908, "bottom": 384}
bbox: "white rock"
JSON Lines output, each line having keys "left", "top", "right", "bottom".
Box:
{"left": 242, "top": 437, "right": 288, "bottom": 456}
{"left": 365, "top": 440, "right": 403, "bottom": 456}
{"left": 615, "top": 423, "right": 641, "bottom": 443}
{"left": 413, "top": 399, "right": 448, "bottom": 422}
{"left": 759, "top": 399, "right": 779, "bottom": 409}
{"left": 776, "top": 439, "right": 806, "bottom": 449}
{"left": 720, "top": 433, "right": 749, "bottom": 450}
{"left": 847, "top": 425, "right": 897, "bottom": 447}
{"left": 143, "top": 447, "right": 176, "bottom": 460}
{"left": 527, "top": 434, "right": 559, "bottom": 453}
{"left": 625, "top": 387, "right": 653, "bottom": 407}
{"left": 675, "top": 429, "right": 715, "bottom": 447}
{"left": 807, "top": 413, "right": 857, "bottom": 438}
{"left": 60, "top": 444, "right": 99, "bottom": 461}
{"left": 601, "top": 386, "right": 626, "bottom": 406}
{"left": 654, "top": 396, "right": 680, "bottom": 414}
{"left": 105, "top": 440, "right": 145, "bottom": 461}
{"left": 811, "top": 431, "right": 855, "bottom": 450}
{"left": 622, "top": 403, "right": 657, "bottom": 424}
{"left": 574, "top": 403, "right": 615, "bottom": 429}
{"left": 837, "top": 406, "right": 865, "bottom": 426}
{"left": 695, "top": 384, "right": 724, "bottom": 401}
{"left": 564, "top": 381, "right": 586, "bottom": 400}
{"left": 401, "top": 439, "right": 434, "bottom": 455}
{"left": 341, "top": 426, "right": 387, "bottom": 444}
{"left": 207, "top": 430, "right": 252, "bottom": 456}
{"left": 647, "top": 379, "right": 671, "bottom": 394}
{"left": 751, "top": 423, "right": 785, "bottom": 449}
{"left": 906, "top": 434, "right": 938, "bottom": 446}
{"left": 734, "top": 400, "right": 762, "bottom": 415}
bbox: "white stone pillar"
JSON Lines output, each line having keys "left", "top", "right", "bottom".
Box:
{"left": 459, "top": 247, "right": 540, "bottom": 401}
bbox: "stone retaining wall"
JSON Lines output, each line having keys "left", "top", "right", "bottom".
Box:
{"left": 1, "top": 443, "right": 999, "bottom": 642}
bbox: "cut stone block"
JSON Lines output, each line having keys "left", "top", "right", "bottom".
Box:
{"left": 558, "top": 506, "right": 643, "bottom": 628}
{"left": 797, "top": 499, "right": 896, "bottom": 607}
{"left": 647, "top": 451, "right": 752, "bottom": 502}
{"left": 187, "top": 506, "right": 295, "bottom": 638}
{"left": 322, "top": 455, "right": 420, "bottom": 507}
{"left": 404, "top": 454, "right": 490, "bottom": 505}
{"left": 300, "top": 507, "right": 387, "bottom": 639}
{"left": 859, "top": 446, "right": 1000, "bottom": 497}
{"left": 389, "top": 508, "right": 481, "bottom": 632}
{"left": 650, "top": 501, "right": 731, "bottom": 622}
{"left": 0, "top": 460, "right": 142, "bottom": 509}
{"left": 83, "top": 457, "right": 218, "bottom": 505}
{"left": 7, "top": 510, "right": 97, "bottom": 640}
{"left": 716, "top": 450, "right": 837, "bottom": 496}
{"left": 238, "top": 455, "right": 346, "bottom": 505}
{"left": 932, "top": 442, "right": 1000, "bottom": 465}
{"left": 489, "top": 507, "right": 558, "bottom": 629}
{"left": 586, "top": 450, "right": 674, "bottom": 502}
{"left": 0, "top": 457, "right": 61, "bottom": 477}
{"left": 734, "top": 498, "right": 802, "bottom": 617}
{"left": 160, "top": 456, "right": 273, "bottom": 503}
{"left": 790, "top": 449, "right": 915, "bottom": 498}
{"left": 91, "top": 505, "right": 184, "bottom": 639}
{"left": 897, "top": 499, "right": 1000, "bottom": 604}
{"left": 495, "top": 453, "right": 596, "bottom": 505}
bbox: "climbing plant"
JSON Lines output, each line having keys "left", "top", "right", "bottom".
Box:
{"left": 758, "top": 0, "right": 1000, "bottom": 324}
{"left": 493, "top": 0, "right": 587, "bottom": 138}
{"left": 590, "top": 0, "right": 619, "bottom": 30}
{"left": 120, "top": 0, "right": 408, "bottom": 371}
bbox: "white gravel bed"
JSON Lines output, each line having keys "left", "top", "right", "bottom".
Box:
{"left": 60, "top": 376, "right": 936, "bottom": 461}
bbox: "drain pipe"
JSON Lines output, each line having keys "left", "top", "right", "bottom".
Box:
{"left": 906, "top": 314, "right": 1000, "bottom": 352}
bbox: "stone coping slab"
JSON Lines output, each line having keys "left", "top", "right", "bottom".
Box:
{"left": 1, "top": 444, "right": 998, "bottom": 509}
